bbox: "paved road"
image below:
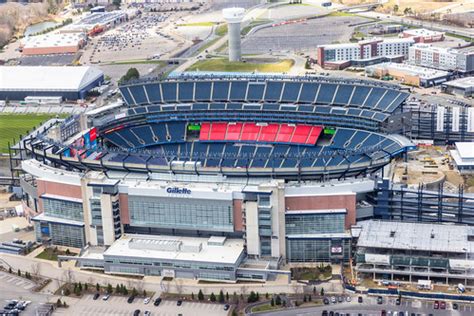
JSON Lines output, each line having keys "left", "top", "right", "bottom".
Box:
{"left": 356, "top": 11, "right": 474, "bottom": 41}
{"left": 251, "top": 295, "right": 474, "bottom": 316}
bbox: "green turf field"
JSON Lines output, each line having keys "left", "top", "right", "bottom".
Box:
{"left": 187, "top": 58, "right": 294, "bottom": 73}
{"left": 0, "top": 114, "right": 59, "bottom": 153}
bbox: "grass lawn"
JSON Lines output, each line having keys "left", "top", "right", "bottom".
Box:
{"left": 251, "top": 303, "right": 282, "bottom": 313}
{"left": 177, "top": 22, "right": 216, "bottom": 27}
{"left": 187, "top": 58, "right": 294, "bottom": 73}
{"left": 215, "top": 24, "right": 228, "bottom": 36}
{"left": 0, "top": 114, "right": 60, "bottom": 153}
{"left": 35, "top": 247, "right": 77, "bottom": 261}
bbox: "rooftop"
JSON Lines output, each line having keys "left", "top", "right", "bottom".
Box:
{"left": 367, "top": 62, "right": 449, "bottom": 80}
{"left": 443, "top": 77, "right": 474, "bottom": 89}
{"left": 21, "top": 33, "right": 85, "bottom": 49}
{"left": 104, "top": 234, "right": 245, "bottom": 265}
{"left": 455, "top": 142, "right": 474, "bottom": 159}
{"left": 357, "top": 220, "right": 474, "bottom": 254}
{"left": 0, "top": 66, "right": 103, "bottom": 92}
{"left": 403, "top": 28, "right": 445, "bottom": 37}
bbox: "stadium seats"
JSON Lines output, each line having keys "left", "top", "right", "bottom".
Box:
{"left": 178, "top": 82, "right": 194, "bottom": 101}
{"left": 229, "top": 81, "right": 248, "bottom": 101}
{"left": 333, "top": 84, "right": 354, "bottom": 106}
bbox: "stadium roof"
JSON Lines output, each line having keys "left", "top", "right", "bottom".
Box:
{"left": 357, "top": 220, "right": 474, "bottom": 253}
{"left": 0, "top": 66, "right": 103, "bottom": 92}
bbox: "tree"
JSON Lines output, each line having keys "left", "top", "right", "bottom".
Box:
{"left": 210, "top": 292, "right": 216, "bottom": 302}
{"left": 119, "top": 67, "right": 140, "bottom": 84}
{"left": 64, "top": 287, "right": 71, "bottom": 296}
{"left": 96, "top": 283, "right": 100, "bottom": 292}
{"left": 191, "top": 292, "right": 195, "bottom": 300}
{"left": 226, "top": 292, "right": 229, "bottom": 301}
{"left": 107, "top": 284, "right": 113, "bottom": 294}
{"left": 56, "top": 299, "right": 62, "bottom": 307}
{"left": 270, "top": 298, "right": 275, "bottom": 306}
{"left": 218, "top": 290, "right": 225, "bottom": 303}
{"left": 78, "top": 282, "right": 82, "bottom": 292}
{"left": 308, "top": 294, "right": 312, "bottom": 302}
{"left": 303, "top": 295, "right": 307, "bottom": 302}
{"left": 17, "top": 269, "right": 21, "bottom": 276}
{"left": 132, "top": 288, "right": 138, "bottom": 296}
{"left": 123, "top": 285, "right": 128, "bottom": 295}
{"left": 31, "top": 263, "right": 41, "bottom": 277}
{"left": 265, "top": 293, "right": 269, "bottom": 299}
{"left": 115, "top": 284, "right": 120, "bottom": 294}
{"left": 232, "top": 292, "right": 238, "bottom": 304}
{"left": 248, "top": 291, "right": 258, "bottom": 303}
{"left": 85, "top": 283, "right": 88, "bottom": 291}
{"left": 320, "top": 288, "right": 324, "bottom": 296}
{"left": 393, "top": 5, "right": 399, "bottom": 13}
{"left": 275, "top": 295, "right": 282, "bottom": 305}
{"left": 282, "top": 300, "right": 286, "bottom": 307}
{"left": 8, "top": 267, "right": 12, "bottom": 274}
{"left": 198, "top": 289, "right": 204, "bottom": 301}
{"left": 256, "top": 292, "right": 260, "bottom": 301}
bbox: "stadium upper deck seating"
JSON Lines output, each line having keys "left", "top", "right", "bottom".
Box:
{"left": 120, "top": 78, "right": 409, "bottom": 115}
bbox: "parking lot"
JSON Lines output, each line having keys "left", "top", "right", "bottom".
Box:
{"left": 56, "top": 294, "right": 229, "bottom": 316}
{"left": 0, "top": 271, "right": 49, "bottom": 316}
{"left": 242, "top": 15, "right": 370, "bottom": 54}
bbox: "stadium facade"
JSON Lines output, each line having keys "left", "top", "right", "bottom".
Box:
{"left": 14, "top": 75, "right": 435, "bottom": 281}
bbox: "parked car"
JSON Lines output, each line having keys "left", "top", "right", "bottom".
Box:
{"left": 133, "top": 309, "right": 140, "bottom": 316}
{"left": 440, "top": 301, "right": 446, "bottom": 309}
{"left": 323, "top": 298, "right": 329, "bottom": 305}
{"left": 93, "top": 293, "right": 100, "bottom": 300}
{"left": 102, "top": 294, "right": 110, "bottom": 301}
{"left": 396, "top": 297, "right": 401, "bottom": 305}
{"left": 433, "top": 300, "right": 439, "bottom": 309}
{"left": 143, "top": 297, "right": 151, "bottom": 304}
{"left": 128, "top": 295, "right": 136, "bottom": 304}
{"left": 153, "top": 298, "right": 162, "bottom": 306}
{"left": 331, "top": 296, "right": 336, "bottom": 303}
{"left": 224, "top": 304, "right": 230, "bottom": 310}
{"left": 377, "top": 296, "right": 383, "bottom": 304}
{"left": 357, "top": 296, "right": 363, "bottom": 303}
{"left": 177, "top": 300, "right": 182, "bottom": 306}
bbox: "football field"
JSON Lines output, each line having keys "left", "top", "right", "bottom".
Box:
{"left": 0, "top": 114, "right": 58, "bottom": 153}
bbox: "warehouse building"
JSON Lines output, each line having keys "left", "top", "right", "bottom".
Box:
{"left": 354, "top": 220, "right": 474, "bottom": 286}
{"left": 0, "top": 66, "right": 104, "bottom": 101}
{"left": 20, "top": 33, "right": 86, "bottom": 56}
{"left": 365, "top": 62, "right": 450, "bottom": 87}
{"left": 442, "top": 77, "right": 474, "bottom": 98}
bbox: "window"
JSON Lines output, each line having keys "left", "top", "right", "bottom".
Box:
{"left": 42, "top": 197, "right": 83, "bottom": 221}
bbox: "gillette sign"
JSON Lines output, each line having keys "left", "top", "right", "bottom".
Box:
{"left": 166, "top": 187, "right": 192, "bottom": 195}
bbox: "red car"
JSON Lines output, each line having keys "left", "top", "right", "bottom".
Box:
{"left": 381, "top": 310, "right": 386, "bottom": 316}
{"left": 440, "top": 301, "right": 446, "bottom": 309}
{"left": 433, "top": 300, "right": 439, "bottom": 309}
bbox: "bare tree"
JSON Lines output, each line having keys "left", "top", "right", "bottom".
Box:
{"left": 62, "top": 268, "right": 74, "bottom": 285}
{"left": 30, "top": 263, "right": 41, "bottom": 277}
{"left": 175, "top": 279, "right": 183, "bottom": 296}
{"left": 135, "top": 279, "right": 144, "bottom": 294}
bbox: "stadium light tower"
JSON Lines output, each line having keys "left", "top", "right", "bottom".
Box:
{"left": 222, "top": 7, "right": 245, "bottom": 62}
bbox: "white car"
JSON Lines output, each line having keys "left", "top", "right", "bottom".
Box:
{"left": 102, "top": 294, "right": 110, "bottom": 301}
{"left": 143, "top": 297, "right": 151, "bottom": 304}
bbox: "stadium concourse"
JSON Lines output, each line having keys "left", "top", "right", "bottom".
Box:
{"left": 17, "top": 75, "right": 416, "bottom": 282}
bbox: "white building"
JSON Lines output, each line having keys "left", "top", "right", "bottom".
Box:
{"left": 450, "top": 142, "right": 474, "bottom": 174}
{"left": 317, "top": 37, "right": 414, "bottom": 69}
{"left": 409, "top": 44, "right": 474, "bottom": 73}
